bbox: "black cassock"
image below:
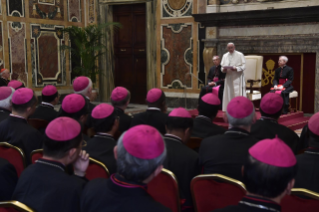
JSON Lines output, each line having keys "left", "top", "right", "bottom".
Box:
{"left": 81, "top": 174, "right": 171, "bottom": 212}
{"left": 213, "top": 196, "right": 281, "bottom": 212}
{"left": 163, "top": 135, "right": 200, "bottom": 209}
{"left": 85, "top": 101, "right": 96, "bottom": 128}
{"left": 191, "top": 116, "right": 226, "bottom": 139}
{"left": 0, "top": 78, "right": 9, "bottom": 87}
{"left": 0, "top": 116, "right": 43, "bottom": 164}
{"left": 0, "top": 108, "right": 10, "bottom": 123}
{"left": 13, "top": 158, "right": 86, "bottom": 212}
{"left": 199, "top": 128, "right": 259, "bottom": 181}
{"left": 114, "top": 107, "right": 132, "bottom": 133}
{"left": 299, "top": 124, "right": 310, "bottom": 149}
{"left": 131, "top": 109, "right": 168, "bottom": 135}
{"left": 250, "top": 119, "right": 302, "bottom": 154}
{"left": 84, "top": 133, "right": 117, "bottom": 175}
{"left": 29, "top": 103, "right": 58, "bottom": 122}
{"left": 272, "top": 65, "right": 294, "bottom": 114}
{"left": 0, "top": 157, "right": 18, "bottom": 201}
{"left": 295, "top": 148, "right": 319, "bottom": 193}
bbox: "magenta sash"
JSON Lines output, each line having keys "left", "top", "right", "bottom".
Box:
{"left": 213, "top": 77, "right": 219, "bottom": 82}
{"left": 212, "top": 85, "right": 220, "bottom": 96}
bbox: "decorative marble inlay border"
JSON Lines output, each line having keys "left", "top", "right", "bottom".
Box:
{"left": 68, "top": 0, "right": 81, "bottom": 22}
{"left": 38, "top": 0, "right": 55, "bottom": 5}
{"left": 162, "top": 0, "right": 193, "bottom": 18}
{"left": 7, "top": 0, "right": 24, "bottom": 17}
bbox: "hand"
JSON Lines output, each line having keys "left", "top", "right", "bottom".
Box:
{"left": 278, "top": 86, "right": 283, "bottom": 90}
{"left": 274, "top": 85, "right": 278, "bottom": 90}
{"left": 208, "top": 82, "right": 216, "bottom": 87}
{"left": 233, "top": 66, "right": 237, "bottom": 71}
{"left": 73, "top": 150, "right": 90, "bottom": 177}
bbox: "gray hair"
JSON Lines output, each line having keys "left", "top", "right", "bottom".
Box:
{"left": 116, "top": 132, "right": 167, "bottom": 182}
{"left": 0, "top": 87, "right": 15, "bottom": 111}
{"left": 227, "top": 43, "right": 235, "bottom": 47}
{"left": 74, "top": 78, "right": 92, "bottom": 96}
{"left": 212, "top": 56, "right": 220, "bottom": 60}
{"left": 226, "top": 108, "right": 255, "bottom": 128}
{"left": 0, "top": 69, "right": 9, "bottom": 76}
{"left": 279, "top": 56, "right": 288, "bottom": 63}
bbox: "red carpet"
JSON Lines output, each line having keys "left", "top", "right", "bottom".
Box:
{"left": 188, "top": 110, "right": 309, "bottom": 131}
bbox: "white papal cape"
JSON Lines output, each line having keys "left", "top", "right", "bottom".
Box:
{"left": 221, "top": 50, "right": 246, "bottom": 111}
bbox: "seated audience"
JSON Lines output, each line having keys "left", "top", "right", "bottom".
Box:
{"left": 295, "top": 112, "right": 319, "bottom": 193}
{"left": 0, "top": 88, "right": 43, "bottom": 164}
{"left": 163, "top": 107, "right": 199, "bottom": 210}
{"left": 8, "top": 80, "right": 24, "bottom": 90}
{"left": 13, "top": 117, "right": 89, "bottom": 212}
{"left": 0, "top": 157, "right": 18, "bottom": 201}
{"left": 199, "top": 96, "right": 258, "bottom": 181}
{"left": 84, "top": 103, "right": 118, "bottom": 174}
{"left": 73, "top": 76, "right": 95, "bottom": 128}
{"left": 192, "top": 93, "right": 225, "bottom": 138}
{"left": 111, "top": 86, "right": 132, "bottom": 133}
{"left": 250, "top": 93, "right": 301, "bottom": 154}
{"left": 214, "top": 137, "right": 297, "bottom": 212}
{"left": 30, "top": 85, "right": 59, "bottom": 122}
{"left": 81, "top": 125, "right": 171, "bottom": 212}
{"left": 131, "top": 88, "right": 168, "bottom": 134}
{"left": 0, "top": 68, "right": 10, "bottom": 86}
{"left": 0, "top": 86, "right": 14, "bottom": 122}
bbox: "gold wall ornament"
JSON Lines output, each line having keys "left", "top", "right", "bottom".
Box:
{"left": 167, "top": 0, "right": 186, "bottom": 10}
{"left": 262, "top": 59, "right": 276, "bottom": 86}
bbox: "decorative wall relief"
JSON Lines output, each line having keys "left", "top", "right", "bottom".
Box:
{"left": 88, "top": 0, "right": 95, "bottom": 23}
{"left": 162, "top": 0, "right": 192, "bottom": 18}
{"left": 29, "top": 0, "right": 63, "bottom": 20}
{"left": 31, "top": 24, "right": 65, "bottom": 87}
{"left": 262, "top": 59, "right": 275, "bottom": 86}
{"left": 161, "top": 23, "right": 193, "bottom": 89}
{"left": 8, "top": 22, "right": 27, "bottom": 85}
{"left": 0, "top": 22, "right": 4, "bottom": 70}
{"left": 7, "top": 0, "right": 24, "bottom": 17}
{"left": 68, "top": 0, "right": 81, "bottom": 22}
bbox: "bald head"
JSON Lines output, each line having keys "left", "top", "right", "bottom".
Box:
{"left": 212, "top": 56, "right": 221, "bottom": 66}
{"left": 0, "top": 69, "right": 10, "bottom": 80}
{"left": 227, "top": 43, "right": 235, "bottom": 53}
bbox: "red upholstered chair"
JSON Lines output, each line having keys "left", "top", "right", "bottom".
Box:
{"left": 0, "top": 142, "right": 26, "bottom": 177}
{"left": 281, "top": 188, "right": 319, "bottom": 212}
{"left": 0, "top": 201, "right": 34, "bottom": 212}
{"left": 27, "top": 119, "right": 49, "bottom": 130}
{"left": 191, "top": 174, "right": 246, "bottom": 212}
{"left": 30, "top": 149, "right": 43, "bottom": 164}
{"left": 148, "top": 168, "right": 181, "bottom": 212}
{"left": 86, "top": 157, "right": 110, "bottom": 180}
{"left": 187, "top": 137, "right": 203, "bottom": 150}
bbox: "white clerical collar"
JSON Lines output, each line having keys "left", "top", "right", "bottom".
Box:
{"left": 41, "top": 102, "right": 54, "bottom": 108}
{"left": 147, "top": 107, "right": 161, "bottom": 111}
{"left": 10, "top": 114, "right": 27, "bottom": 120}
{"left": 165, "top": 134, "right": 182, "bottom": 143}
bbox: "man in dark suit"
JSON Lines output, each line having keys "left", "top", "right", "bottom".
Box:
{"left": 199, "top": 56, "right": 226, "bottom": 109}
{"left": 111, "top": 86, "right": 132, "bottom": 133}
{"left": 81, "top": 125, "right": 171, "bottom": 212}
{"left": 29, "top": 85, "right": 59, "bottom": 122}
{"left": 13, "top": 117, "right": 89, "bottom": 212}
{"left": 250, "top": 93, "right": 302, "bottom": 154}
{"left": 0, "top": 87, "right": 14, "bottom": 123}
{"left": 131, "top": 88, "right": 168, "bottom": 135}
{"left": 192, "top": 93, "right": 226, "bottom": 139}
{"left": 0, "top": 88, "right": 43, "bottom": 165}
{"left": 214, "top": 137, "right": 297, "bottom": 212}
{"left": 0, "top": 158, "right": 18, "bottom": 201}
{"left": 164, "top": 107, "right": 199, "bottom": 210}
{"left": 199, "top": 96, "right": 258, "bottom": 181}
{"left": 272, "top": 56, "right": 294, "bottom": 114}
{"left": 295, "top": 113, "right": 319, "bottom": 193}
{"left": 84, "top": 103, "right": 118, "bottom": 174}
{"left": 0, "top": 68, "right": 10, "bottom": 86}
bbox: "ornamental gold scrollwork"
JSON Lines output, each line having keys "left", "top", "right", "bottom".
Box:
{"left": 262, "top": 59, "right": 275, "bottom": 86}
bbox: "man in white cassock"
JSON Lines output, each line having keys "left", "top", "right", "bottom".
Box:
{"left": 221, "top": 43, "right": 246, "bottom": 111}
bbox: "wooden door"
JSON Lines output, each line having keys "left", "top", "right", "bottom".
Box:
{"left": 113, "top": 4, "right": 147, "bottom": 104}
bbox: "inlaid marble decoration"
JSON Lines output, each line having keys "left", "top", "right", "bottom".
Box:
{"left": 38, "top": 0, "right": 55, "bottom": 5}
{"left": 162, "top": 0, "right": 192, "bottom": 18}
{"left": 8, "top": 22, "right": 27, "bottom": 86}
{"left": 31, "top": 24, "right": 65, "bottom": 87}
{"left": 0, "top": 22, "right": 4, "bottom": 70}
{"left": 7, "top": 0, "right": 24, "bottom": 17}
{"left": 29, "top": 0, "right": 63, "bottom": 20}
{"left": 68, "top": 0, "right": 81, "bottom": 22}
{"left": 161, "top": 23, "right": 193, "bottom": 89}
{"left": 88, "top": 0, "right": 95, "bottom": 23}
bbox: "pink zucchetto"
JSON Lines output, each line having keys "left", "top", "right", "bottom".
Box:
{"left": 12, "top": 88, "right": 34, "bottom": 105}
{"left": 227, "top": 96, "right": 254, "bottom": 119}
{"left": 92, "top": 103, "right": 114, "bottom": 119}
{"left": 0, "top": 87, "right": 14, "bottom": 101}
{"left": 73, "top": 76, "right": 90, "bottom": 92}
{"left": 111, "top": 87, "right": 128, "bottom": 102}
{"left": 169, "top": 107, "right": 192, "bottom": 118}
{"left": 146, "top": 88, "right": 163, "bottom": 103}
{"left": 62, "top": 94, "right": 85, "bottom": 113}
{"left": 308, "top": 113, "right": 319, "bottom": 136}
{"left": 201, "top": 93, "right": 220, "bottom": 105}
{"left": 123, "top": 125, "right": 165, "bottom": 160}
{"left": 42, "top": 85, "right": 57, "bottom": 96}
{"left": 260, "top": 93, "right": 283, "bottom": 114}
{"left": 46, "top": 117, "right": 81, "bottom": 142}
{"left": 249, "top": 136, "right": 296, "bottom": 167}
{"left": 8, "top": 80, "right": 23, "bottom": 90}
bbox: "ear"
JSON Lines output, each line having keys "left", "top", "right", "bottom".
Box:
{"left": 154, "top": 165, "right": 163, "bottom": 177}
{"left": 185, "top": 128, "right": 191, "bottom": 137}
{"left": 79, "top": 114, "right": 87, "bottom": 124}
{"left": 113, "top": 118, "right": 119, "bottom": 131}
{"left": 68, "top": 148, "right": 78, "bottom": 159}
{"left": 286, "top": 179, "right": 295, "bottom": 195}
{"left": 113, "top": 146, "right": 118, "bottom": 160}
